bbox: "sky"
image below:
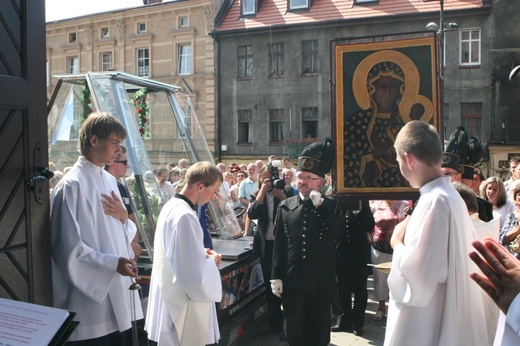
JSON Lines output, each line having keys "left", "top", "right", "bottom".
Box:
{"left": 46, "top": 0, "right": 151, "bottom": 22}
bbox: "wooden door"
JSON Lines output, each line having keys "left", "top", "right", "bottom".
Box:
{"left": 0, "top": 0, "right": 52, "bottom": 304}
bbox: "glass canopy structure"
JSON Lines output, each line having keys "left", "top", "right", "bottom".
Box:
{"left": 47, "top": 72, "right": 242, "bottom": 265}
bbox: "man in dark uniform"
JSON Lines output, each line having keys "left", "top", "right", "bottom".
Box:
{"left": 332, "top": 199, "right": 374, "bottom": 336}
{"left": 441, "top": 152, "right": 493, "bottom": 222}
{"left": 271, "top": 138, "right": 345, "bottom": 346}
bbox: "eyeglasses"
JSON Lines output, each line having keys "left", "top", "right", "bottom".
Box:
{"left": 114, "top": 160, "right": 128, "bottom": 165}
{"left": 298, "top": 176, "right": 320, "bottom": 181}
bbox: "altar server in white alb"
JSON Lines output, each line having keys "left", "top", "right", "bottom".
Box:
{"left": 50, "top": 112, "right": 143, "bottom": 344}
{"left": 146, "top": 161, "right": 223, "bottom": 346}
{"left": 385, "top": 120, "right": 489, "bottom": 346}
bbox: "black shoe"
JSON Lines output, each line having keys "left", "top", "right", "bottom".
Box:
{"left": 353, "top": 328, "right": 364, "bottom": 336}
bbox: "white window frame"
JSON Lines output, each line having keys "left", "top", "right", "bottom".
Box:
{"left": 459, "top": 28, "right": 481, "bottom": 66}
{"left": 137, "top": 48, "right": 150, "bottom": 77}
{"left": 137, "top": 22, "right": 147, "bottom": 34}
{"left": 178, "top": 44, "right": 192, "bottom": 76}
{"left": 68, "top": 56, "right": 79, "bottom": 74}
{"left": 100, "top": 52, "right": 112, "bottom": 71}
{"left": 178, "top": 16, "right": 189, "bottom": 28}
{"left": 289, "top": 0, "right": 309, "bottom": 10}
{"left": 100, "top": 27, "right": 110, "bottom": 39}
{"left": 242, "top": 0, "right": 256, "bottom": 15}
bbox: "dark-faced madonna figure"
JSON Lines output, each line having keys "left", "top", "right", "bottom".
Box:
{"left": 343, "top": 50, "right": 433, "bottom": 188}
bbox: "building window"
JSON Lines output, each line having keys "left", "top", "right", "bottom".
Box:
{"left": 268, "top": 43, "right": 285, "bottom": 78}
{"left": 289, "top": 0, "right": 309, "bottom": 10}
{"left": 461, "top": 102, "right": 482, "bottom": 138}
{"left": 460, "top": 28, "right": 480, "bottom": 66}
{"left": 237, "top": 110, "right": 252, "bottom": 143}
{"left": 100, "top": 27, "right": 110, "bottom": 39}
{"left": 137, "top": 48, "right": 149, "bottom": 77}
{"left": 68, "top": 56, "right": 79, "bottom": 74}
{"left": 355, "top": 0, "right": 379, "bottom": 4}
{"left": 68, "top": 32, "right": 77, "bottom": 43}
{"left": 302, "top": 40, "right": 318, "bottom": 75}
{"left": 100, "top": 52, "right": 112, "bottom": 71}
{"left": 179, "top": 16, "right": 189, "bottom": 28}
{"left": 137, "top": 22, "right": 147, "bottom": 34}
{"left": 302, "top": 107, "right": 318, "bottom": 138}
{"left": 242, "top": 0, "right": 256, "bottom": 15}
{"left": 178, "top": 44, "right": 192, "bottom": 75}
{"left": 238, "top": 45, "right": 253, "bottom": 79}
{"left": 269, "top": 109, "right": 284, "bottom": 143}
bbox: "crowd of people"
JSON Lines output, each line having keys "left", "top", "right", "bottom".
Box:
{"left": 47, "top": 113, "right": 520, "bottom": 346}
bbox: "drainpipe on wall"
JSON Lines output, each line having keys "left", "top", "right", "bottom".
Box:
{"left": 214, "top": 35, "right": 222, "bottom": 163}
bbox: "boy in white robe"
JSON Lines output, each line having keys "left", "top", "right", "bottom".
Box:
{"left": 50, "top": 112, "right": 143, "bottom": 344}
{"left": 146, "top": 162, "right": 223, "bottom": 345}
{"left": 385, "top": 120, "right": 489, "bottom": 346}
{"left": 453, "top": 181, "right": 500, "bottom": 345}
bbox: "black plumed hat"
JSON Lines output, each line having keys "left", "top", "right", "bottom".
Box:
{"left": 445, "top": 126, "right": 485, "bottom": 165}
{"left": 297, "top": 138, "right": 334, "bottom": 178}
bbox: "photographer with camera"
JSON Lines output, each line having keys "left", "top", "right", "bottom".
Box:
{"left": 247, "top": 160, "right": 289, "bottom": 338}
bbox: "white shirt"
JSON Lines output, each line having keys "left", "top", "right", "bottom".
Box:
{"left": 385, "top": 177, "right": 489, "bottom": 346}
{"left": 145, "top": 197, "right": 221, "bottom": 345}
{"left": 50, "top": 156, "right": 142, "bottom": 341}
{"left": 493, "top": 199, "right": 516, "bottom": 229}
{"left": 159, "top": 182, "right": 175, "bottom": 202}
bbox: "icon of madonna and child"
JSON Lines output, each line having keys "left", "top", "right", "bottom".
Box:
{"left": 340, "top": 46, "right": 437, "bottom": 190}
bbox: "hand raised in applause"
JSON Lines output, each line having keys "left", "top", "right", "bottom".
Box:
{"left": 469, "top": 237, "right": 520, "bottom": 314}
{"left": 102, "top": 191, "right": 128, "bottom": 224}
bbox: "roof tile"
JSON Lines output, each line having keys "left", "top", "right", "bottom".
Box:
{"left": 215, "top": 0, "right": 485, "bottom": 32}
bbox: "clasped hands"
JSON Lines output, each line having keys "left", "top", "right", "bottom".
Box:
{"left": 206, "top": 248, "right": 222, "bottom": 267}
{"left": 117, "top": 257, "right": 138, "bottom": 277}
{"left": 271, "top": 279, "right": 283, "bottom": 297}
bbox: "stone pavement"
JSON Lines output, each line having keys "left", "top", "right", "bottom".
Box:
{"left": 239, "top": 276, "right": 386, "bottom": 346}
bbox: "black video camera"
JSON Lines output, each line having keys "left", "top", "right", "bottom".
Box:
{"left": 268, "top": 160, "right": 286, "bottom": 191}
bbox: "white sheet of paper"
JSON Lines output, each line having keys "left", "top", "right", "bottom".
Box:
{"left": 0, "top": 298, "right": 71, "bottom": 346}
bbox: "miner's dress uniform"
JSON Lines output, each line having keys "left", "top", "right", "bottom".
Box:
{"left": 272, "top": 195, "right": 344, "bottom": 346}
{"left": 334, "top": 200, "right": 375, "bottom": 334}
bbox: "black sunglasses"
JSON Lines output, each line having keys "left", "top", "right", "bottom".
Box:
{"left": 114, "top": 160, "right": 128, "bottom": 165}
